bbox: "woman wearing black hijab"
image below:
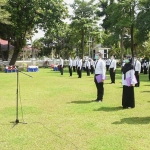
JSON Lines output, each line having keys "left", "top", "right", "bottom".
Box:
{"left": 122, "top": 56, "right": 137, "bottom": 109}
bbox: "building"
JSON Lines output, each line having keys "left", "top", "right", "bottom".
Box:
{"left": 93, "top": 44, "right": 110, "bottom": 59}
{"left": 0, "top": 39, "right": 14, "bottom": 61}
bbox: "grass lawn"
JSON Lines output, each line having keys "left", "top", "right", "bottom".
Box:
{"left": 0, "top": 67, "right": 150, "bottom": 150}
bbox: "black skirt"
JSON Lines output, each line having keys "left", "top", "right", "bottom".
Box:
{"left": 122, "top": 86, "right": 135, "bottom": 108}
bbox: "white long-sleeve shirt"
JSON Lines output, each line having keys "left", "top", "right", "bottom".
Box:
{"left": 68, "top": 58, "right": 73, "bottom": 67}
{"left": 94, "top": 58, "right": 106, "bottom": 80}
{"left": 122, "top": 69, "right": 137, "bottom": 86}
{"left": 59, "top": 58, "right": 63, "bottom": 67}
{"left": 109, "top": 59, "right": 116, "bottom": 70}
{"left": 134, "top": 60, "right": 141, "bottom": 73}
{"left": 86, "top": 60, "right": 91, "bottom": 69}
{"left": 77, "top": 59, "right": 82, "bottom": 69}
{"left": 72, "top": 60, "right": 76, "bottom": 66}
{"left": 106, "top": 59, "right": 111, "bottom": 65}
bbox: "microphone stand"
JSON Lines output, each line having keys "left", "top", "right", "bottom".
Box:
{"left": 12, "top": 68, "right": 33, "bottom": 126}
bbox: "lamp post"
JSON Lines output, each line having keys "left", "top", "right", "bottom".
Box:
{"left": 88, "top": 37, "right": 92, "bottom": 57}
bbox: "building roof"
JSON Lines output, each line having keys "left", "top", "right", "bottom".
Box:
{"left": 0, "top": 39, "right": 8, "bottom": 45}
{"left": 0, "top": 38, "right": 14, "bottom": 51}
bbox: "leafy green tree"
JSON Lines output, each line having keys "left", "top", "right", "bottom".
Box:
{"left": 97, "top": 0, "right": 141, "bottom": 58}
{"left": 0, "top": 0, "right": 10, "bottom": 24}
{"left": 136, "top": 0, "right": 150, "bottom": 43}
{"left": 70, "top": 0, "right": 100, "bottom": 59}
{"left": 0, "top": 0, "right": 67, "bottom": 65}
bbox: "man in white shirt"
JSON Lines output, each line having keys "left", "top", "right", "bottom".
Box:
{"left": 86, "top": 58, "right": 91, "bottom": 76}
{"left": 68, "top": 57, "right": 73, "bottom": 77}
{"left": 134, "top": 56, "right": 141, "bottom": 87}
{"left": 94, "top": 52, "right": 106, "bottom": 102}
{"left": 109, "top": 55, "right": 116, "bottom": 84}
{"left": 90, "top": 58, "right": 94, "bottom": 74}
{"left": 77, "top": 58, "right": 82, "bottom": 78}
{"left": 72, "top": 58, "right": 76, "bottom": 72}
{"left": 143, "top": 60, "right": 148, "bottom": 74}
{"left": 106, "top": 58, "right": 111, "bottom": 71}
{"left": 59, "top": 57, "right": 64, "bottom": 75}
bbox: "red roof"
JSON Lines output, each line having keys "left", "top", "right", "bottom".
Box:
{"left": 0, "top": 38, "right": 14, "bottom": 50}
{"left": 0, "top": 39, "right": 8, "bottom": 44}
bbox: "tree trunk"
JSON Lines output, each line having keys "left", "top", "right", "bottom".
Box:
{"left": 9, "top": 37, "right": 24, "bottom": 65}
{"left": 130, "top": 24, "right": 134, "bottom": 57}
{"left": 120, "top": 29, "right": 124, "bottom": 63}
{"left": 0, "top": 43, "right": 5, "bottom": 61}
{"left": 81, "top": 29, "right": 84, "bottom": 60}
{"left": 9, "top": 48, "right": 20, "bottom": 65}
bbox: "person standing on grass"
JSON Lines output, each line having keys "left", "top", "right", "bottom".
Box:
{"left": 94, "top": 52, "right": 106, "bottom": 102}
{"left": 106, "top": 58, "right": 111, "bottom": 71}
{"left": 90, "top": 58, "right": 94, "bottom": 74}
{"left": 72, "top": 58, "right": 76, "bottom": 72}
{"left": 134, "top": 56, "right": 141, "bottom": 87}
{"left": 143, "top": 60, "right": 148, "bottom": 74}
{"left": 109, "top": 55, "right": 116, "bottom": 84}
{"left": 122, "top": 55, "right": 137, "bottom": 109}
{"left": 59, "top": 57, "right": 64, "bottom": 75}
{"left": 86, "top": 58, "right": 91, "bottom": 76}
{"left": 77, "top": 58, "right": 82, "bottom": 78}
{"left": 68, "top": 57, "right": 73, "bottom": 77}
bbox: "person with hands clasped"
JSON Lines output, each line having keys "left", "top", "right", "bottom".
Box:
{"left": 122, "top": 55, "right": 137, "bottom": 109}
{"left": 94, "top": 52, "right": 106, "bottom": 102}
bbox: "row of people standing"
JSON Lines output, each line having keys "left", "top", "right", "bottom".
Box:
{"left": 59, "top": 56, "right": 117, "bottom": 84}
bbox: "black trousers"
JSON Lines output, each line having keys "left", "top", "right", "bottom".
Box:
{"left": 144, "top": 66, "right": 147, "bottom": 74}
{"left": 106, "top": 65, "right": 110, "bottom": 71}
{"left": 60, "top": 65, "right": 63, "bottom": 75}
{"left": 122, "top": 86, "right": 135, "bottom": 108}
{"left": 94, "top": 75, "right": 104, "bottom": 100}
{"left": 77, "top": 67, "right": 82, "bottom": 78}
{"left": 90, "top": 65, "right": 94, "bottom": 74}
{"left": 135, "top": 71, "right": 140, "bottom": 87}
{"left": 73, "top": 66, "right": 76, "bottom": 72}
{"left": 149, "top": 67, "right": 150, "bottom": 81}
{"left": 68, "top": 66, "right": 72, "bottom": 76}
{"left": 109, "top": 68, "right": 115, "bottom": 83}
{"left": 141, "top": 66, "right": 143, "bottom": 73}
{"left": 86, "top": 67, "right": 90, "bottom": 76}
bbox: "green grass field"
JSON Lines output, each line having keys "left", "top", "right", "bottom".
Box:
{"left": 0, "top": 68, "right": 150, "bottom": 150}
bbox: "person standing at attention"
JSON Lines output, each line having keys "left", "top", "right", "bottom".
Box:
{"left": 122, "top": 55, "right": 137, "bottom": 109}
{"left": 72, "top": 57, "right": 76, "bottom": 72}
{"left": 68, "top": 57, "right": 73, "bottom": 77}
{"left": 77, "top": 58, "right": 82, "bottom": 78}
{"left": 134, "top": 56, "right": 141, "bottom": 87}
{"left": 106, "top": 58, "right": 111, "bottom": 71}
{"left": 109, "top": 55, "right": 116, "bottom": 84}
{"left": 94, "top": 52, "right": 106, "bottom": 102}
{"left": 59, "top": 57, "right": 64, "bottom": 75}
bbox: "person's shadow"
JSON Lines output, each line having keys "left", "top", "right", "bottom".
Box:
{"left": 112, "top": 117, "right": 150, "bottom": 124}
{"left": 94, "top": 106, "right": 122, "bottom": 112}
{"left": 70, "top": 100, "right": 94, "bottom": 104}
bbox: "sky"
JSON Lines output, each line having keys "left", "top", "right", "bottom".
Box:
{"left": 32, "top": 0, "right": 99, "bottom": 41}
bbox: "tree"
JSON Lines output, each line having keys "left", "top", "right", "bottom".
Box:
{"left": 0, "top": 0, "right": 67, "bottom": 65}
{"left": 70, "top": 0, "right": 100, "bottom": 59}
{"left": 136, "top": 0, "right": 150, "bottom": 43}
{"left": 97, "top": 0, "right": 141, "bottom": 58}
{"left": 0, "top": 0, "right": 10, "bottom": 24}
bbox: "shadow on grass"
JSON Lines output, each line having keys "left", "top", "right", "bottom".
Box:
{"left": 70, "top": 100, "right": 95, "bottom": 104}
{"left": 143, "top": 84, "right": 150, "bottom": 86}
{"left": 141, "top": 91, "right": 150, "bottom": 93}
{"left": 112, "top": 117, "right": 150, "bottom": 124}
{"left": 94, "top": 106, "right": 122, "bottom": 112}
